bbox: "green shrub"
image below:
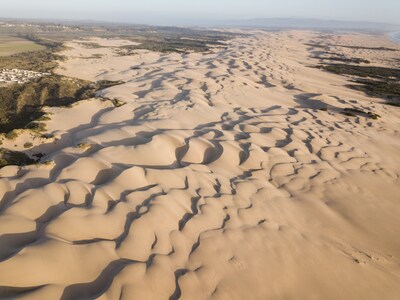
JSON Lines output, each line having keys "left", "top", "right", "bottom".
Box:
{"left": 4, "top": 131, "right": 18, "bottom": 140}
{"left": 24, "top": 142, "right": 33, "bottom": 148}
{"left": 0, "top": 148, "right": 36, "bottom": 168}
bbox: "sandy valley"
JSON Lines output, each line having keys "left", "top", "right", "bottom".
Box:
{"left": 0, "top": 30, "right": 400, "bottom": 299}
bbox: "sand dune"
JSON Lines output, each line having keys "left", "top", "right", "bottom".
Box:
{"left": 1, "top": 30, "right": 400, "bottom": 299}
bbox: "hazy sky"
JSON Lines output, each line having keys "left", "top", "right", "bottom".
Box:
{"left": 1, "top": 0, "right": 399, "bottom": 25}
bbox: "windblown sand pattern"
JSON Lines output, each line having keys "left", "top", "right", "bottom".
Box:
{"left": 1, "top": 31, "right": 400, "bottom": 299}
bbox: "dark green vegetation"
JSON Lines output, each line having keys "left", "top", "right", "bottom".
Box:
{"left": 0, "top": 77, "right": 124, "bottom": 133}
{"left": 318, "top": 64, "right": 400, "bottom": 104}
{"left": 78, "top": 42, "right": 104, "bottom": 49}
{"left": 341, "top": 107, "right": 381, "bottom": 119}
{"left": 117, "top": 36, "right": 228, "bottom": 54}
{"left": 0, "top": 49, "right": 61, "bottom": 72}
{"left": 348, "top": 79, "right": 400, "bottom": 101}
{"left": 319, "top": 64, "right": 400, "bottom": 80}
{"left": 305, "top": 43, "right": 398, "bottom": 52}
{"left": 79, "top": 35, "right": 231, "bottom": 54}
{"left": 305, "top": 43, "right": 371, "bottom": 64}
{"left": 0, "top": 148, "right": 36, "bottom": 168}
{"left": 316, "top": 55, "right": 369, "bottom": 64}
{"left": 121, "top": 27, "right": 236, "bottom": 53}
{"left": 306, "top": 41, "right": 400, "bottom": 105}
{"left": 330, "top": 44, "right": 397, "bottom": 52}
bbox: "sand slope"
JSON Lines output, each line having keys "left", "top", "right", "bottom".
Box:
{"left": 1, "top": 31, "right": 400, "bottom": 299}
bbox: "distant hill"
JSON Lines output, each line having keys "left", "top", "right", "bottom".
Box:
{"left": 217, "top": 18, "right": 400, "bottom": 31}
{"left": 1, "top": 16, "right": 399, "bottom": 32}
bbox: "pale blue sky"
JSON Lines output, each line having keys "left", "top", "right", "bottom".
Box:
{"left": 1, "top": 0, "right": 399, "bottom": 25}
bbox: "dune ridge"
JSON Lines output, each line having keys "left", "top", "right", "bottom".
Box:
{"left": 0, "top": 31, "right": 400, "bottom": 299}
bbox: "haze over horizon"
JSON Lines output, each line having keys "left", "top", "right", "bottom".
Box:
{"left": 1, "top": 0, "right": 399, "bottom": 26}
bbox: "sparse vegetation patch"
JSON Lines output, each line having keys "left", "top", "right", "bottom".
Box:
{"left": 317, "top": 64, "right": 400, "bottom": 105}
{"left": 0, "top": 76, "right": 125, "bottom": 133}
{"left": 0, "top": 148, "right": 36, "bottom": 168}
{"left": 341, "top": 107, "right": 381, "bottom": 119}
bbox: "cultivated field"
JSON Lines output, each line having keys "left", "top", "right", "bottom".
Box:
{"left": 0, "top": 35, "right": 45, "bottom": 56}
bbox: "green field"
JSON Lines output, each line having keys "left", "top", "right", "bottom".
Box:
{"left": 0, "top": 36, "right": 45, "bottom": 56}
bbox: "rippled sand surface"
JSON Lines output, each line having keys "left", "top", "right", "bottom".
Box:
{"left": 1, "top": 31, "right": 400, "bottom": 299}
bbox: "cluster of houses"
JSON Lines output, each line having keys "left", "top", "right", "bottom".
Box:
{"left": 0, "top": 21, "right": 79, "bottom": 31}
{"left": 0, "top": 68, "right": 51, "bottom": 85}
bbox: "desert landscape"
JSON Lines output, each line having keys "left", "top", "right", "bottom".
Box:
{"left": 0, "top": 27, "right": 400, "bottom": 299}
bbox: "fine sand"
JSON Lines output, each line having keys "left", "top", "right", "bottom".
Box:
{"left": 1, "top": 30, "right": 400, "bottom": 299}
